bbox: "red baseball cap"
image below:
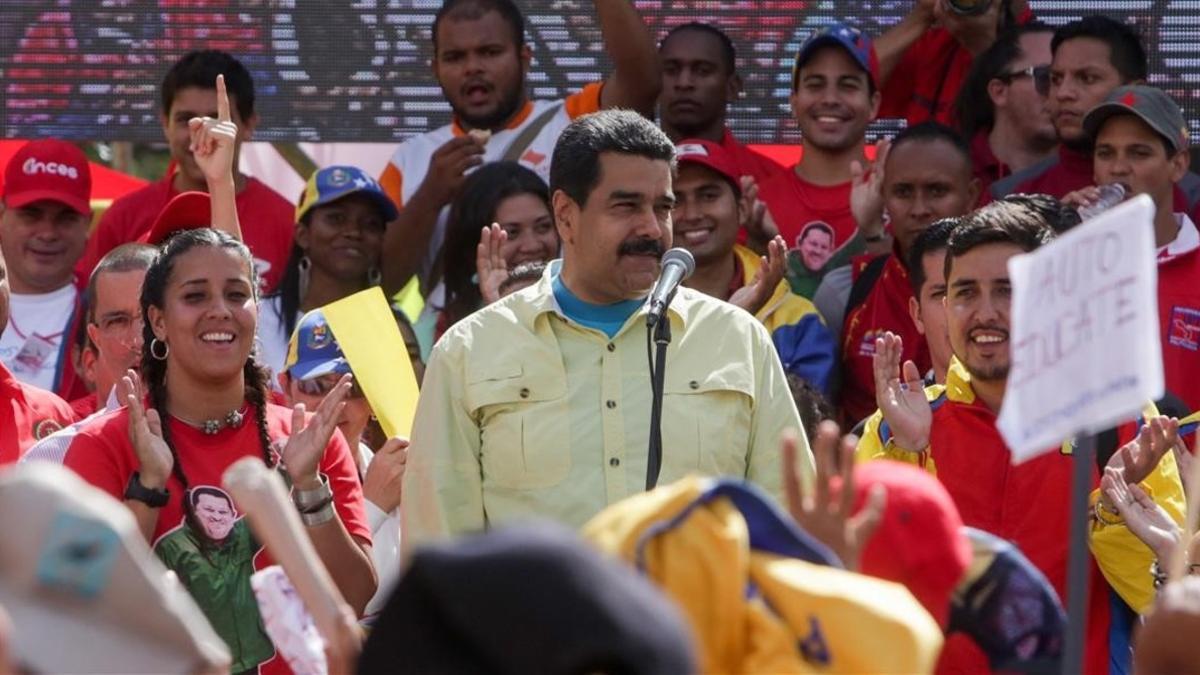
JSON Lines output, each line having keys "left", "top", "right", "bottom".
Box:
{"left": 139, "top": 191, "right": 211, "bottom": 245}
{"left": 854, "top": 460, "right": 972, "bottom": 628}
{"left": 675, "top": 139, "right": 742, "bottom": 194}
{"left": 3, "top": 140, "right": 92, "bottom": 215}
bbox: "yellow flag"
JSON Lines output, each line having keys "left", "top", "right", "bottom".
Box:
{"left": 322, "top": 287, "right": 419, "bottom": 438}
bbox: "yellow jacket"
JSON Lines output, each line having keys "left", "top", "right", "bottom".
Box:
{"left": 582, "top": 475, "right": 944, "bottom": 674}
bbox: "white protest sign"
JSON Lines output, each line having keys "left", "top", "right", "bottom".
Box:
{"left": 997, "top": 194, "right": 1163, "bottom": 463}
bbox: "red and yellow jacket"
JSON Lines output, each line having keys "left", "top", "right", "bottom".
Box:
{"left": 856, "top": 360, "right": 1186, "bottom": 674}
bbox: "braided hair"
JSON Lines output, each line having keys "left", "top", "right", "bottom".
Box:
{"left": 140, "top": 228, "right": 276, "bottom": 493}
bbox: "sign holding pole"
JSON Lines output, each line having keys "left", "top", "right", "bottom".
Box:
{"left": 996, "top": 195, "right": 1163, "bottom": 674}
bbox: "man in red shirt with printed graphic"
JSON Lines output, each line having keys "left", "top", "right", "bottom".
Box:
{"left": 657, "top": 23, "right": 784, "bottom": 185}
{"left": 1066, "top": 85, "right": 1200, "bottom": 413}
{"left": 76, "top": 50, "right": 294, "bottom": 293}
{"left": 0, "top": 241, "right": 76, "bottom": 462}
{"left": 756, "top": 23, "right": 884, "bottom": 260}
{"left": 874, "top": 0, "right": 1032, "bottom": 126}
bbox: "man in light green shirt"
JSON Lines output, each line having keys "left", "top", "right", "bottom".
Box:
{"left": 403, "top": 110, "right": 813, "bottom": 546}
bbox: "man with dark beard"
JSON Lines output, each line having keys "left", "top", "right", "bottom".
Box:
{"left": 402, "top": 111, "right": 809, "bottom": 545}
{"left": 378, "top": 0, "right": 661, "bottom": 295}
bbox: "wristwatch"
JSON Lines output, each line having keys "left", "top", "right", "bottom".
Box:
{"left": 124, "top": 471, "right": 170, "bottom": 508}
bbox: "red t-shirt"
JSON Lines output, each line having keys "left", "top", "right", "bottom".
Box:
{"left": 840, "top": 253, "right": 931, "bottom": 425}
{"left": 77, "top": 175, "right": 296, "bottom": 293}
{"left": 1158, "top": 243, "right": 1200, "bottom": 412}
{"left": 968, "top": 129, "right": 1009, "bottom": 198}
{"left": 880, "top": 9, "right": 1036, "bottom": 126}
{"left": 721, "top": 128, "right": 785, "bottom": 184}
{"left": 0, "top": 360, "right": 76, "bottom": 463}
{"left": 63, "top": 403, "right": 371, "bottom": 675}
{"left": 757, "top": 169, "right": 856, "bottom": 252}
{"left": 69, "top": 391, "right": 99, "bottom": 420}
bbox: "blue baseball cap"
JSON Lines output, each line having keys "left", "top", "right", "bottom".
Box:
{"left": 283, "top": 309, "right": 352, "bottom": 381}
{"left": 792, "top": 23, "right": 880, "bottom": 90}
{"left": 295, "top": 165, "right": 399, "bottom": 224}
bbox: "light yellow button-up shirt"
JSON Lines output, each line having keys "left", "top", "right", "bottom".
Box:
{"left": 402, "top": 262, "right": 813, "bottom": 548}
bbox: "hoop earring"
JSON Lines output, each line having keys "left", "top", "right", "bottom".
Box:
{"left": 150, "top": 338, "right": 170, "bottom": 361}
{"left": 367, "top": 266, "right": 382, "bottom": 287}
{"left": 298, "top": 255, "right": 312, "bottom": 301}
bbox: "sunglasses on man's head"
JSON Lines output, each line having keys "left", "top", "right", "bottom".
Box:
{"left": 295, "top": 373, "right": 364, "bottom": 399}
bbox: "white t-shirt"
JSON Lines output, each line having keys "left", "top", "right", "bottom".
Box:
{"left": 0, "top": 284, "right": 78, "bottom": 392}
{"left": 378, "top": 85, "right": 603, "bottom": 281}
{"left": 256, "top": 295, "right": 299, "bottom": 390}
{"left": 356, "top": 442, "right": 402, "bottom": 619}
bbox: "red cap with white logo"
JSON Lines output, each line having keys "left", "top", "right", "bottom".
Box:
{"left": 2, "top": 140, "right": 92, "bottom": 215}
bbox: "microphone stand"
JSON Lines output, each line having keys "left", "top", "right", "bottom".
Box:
{"left": 645, "top": 292, "right": 674, "bottom": 491}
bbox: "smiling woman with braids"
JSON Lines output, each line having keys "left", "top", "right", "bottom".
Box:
{"left": 60, "top": 77, "right": 375, "bottom": 674}
{"left": 63, "top": 228, "right": 377, "bottom": 672}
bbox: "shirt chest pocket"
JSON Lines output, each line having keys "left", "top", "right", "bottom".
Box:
{"left": 659, "top": 364, "right": 755, "bottom": 483}
{"left": 466, "top": 363, "right": 571, "bottom": 490}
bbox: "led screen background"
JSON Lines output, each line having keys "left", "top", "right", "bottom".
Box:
{"left": 1, "top": 1, "right": 1197, "bottom": 143}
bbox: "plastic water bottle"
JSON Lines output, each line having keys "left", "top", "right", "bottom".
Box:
{"left": 1077, "top": 183, "right": 1127, "bottom": 221}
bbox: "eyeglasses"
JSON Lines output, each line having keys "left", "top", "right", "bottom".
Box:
{"left": 996, "top": 65, "right": 1052, "bottom": 96}
{"left": 295, "top": 373, "right": 365, "bottom": 399}
{"left": 92, "top": 311, "right": 144, "bottom": 339}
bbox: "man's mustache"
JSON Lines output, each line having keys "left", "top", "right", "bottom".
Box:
{"left": 618, "top": 238, "right": 664, "bottom": 257}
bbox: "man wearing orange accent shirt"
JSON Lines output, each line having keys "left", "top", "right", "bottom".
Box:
{"left": 378, "top": 0, "right": 662, "bottom": 295}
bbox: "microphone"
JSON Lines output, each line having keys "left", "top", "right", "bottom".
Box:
{"left": 646, "top": 248, "right": 696, "bottom": 327}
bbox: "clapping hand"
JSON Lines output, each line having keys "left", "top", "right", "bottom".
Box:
{"left": 872, "top": 332, "right": 931, "bottom": 452}
{"left": 282, "top": 374, "right": 352, "bottom": 490}
{"left": 850, "top": 138, "right": 890, "bottom": 241}
{"left": 124, "top": 369, "right": 173, "bottom": 489}
{"left": 188, "top": 74, "right": 239, "bottom": 188}
{"left": 1102, "top": 466, "right": 1181, "bottom": 560}
{"left": 782, "top": 422, "right": 886, "bottom": 571}
{"left": 476, "top": 223, "right": 510, "bottom": 305}
{"left": 740, "top": 175, "right": 781, "bottom": 248}
{"left": 729, "top": 235, "right": 785, "bottom": 315}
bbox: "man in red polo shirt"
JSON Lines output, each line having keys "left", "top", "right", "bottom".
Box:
{"left": 757, "top": 23, "right": 883, "bottom": 261}
{"left": 657, "top": 23, "right": 784, "bottom": 184}
{"left": 0, "top": 243, "right": 76, "bottom": 462}
{"left": 874, "top": 0, "right": 1032, "bottom": 126}
{"left": 814, "top": 122, "right": 978, "bottom": 425}
{"left": 954, "top": 22, "right": 1057, "bottom": 195}
{"left": 989, "top": 17, "right": 1200, "bottom": 214}
{"left": 76, "top": 50, "right": 294, "bottom": 293}
{"left": 1072, "top": 85, "right": 1200, "bottom": 413}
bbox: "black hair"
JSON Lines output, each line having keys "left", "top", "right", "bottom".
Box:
{"left": 550, "top": 110, "right": 676, "bottom": 208}
{"left": 438, "top": 162, "right": 553, "bottom": 327}
{"left": 907, "top": 216, "right": 960, "bottom": 296}
{"left": 997, "top": 193, "right": 1081, "bottom": 234}
{"left": 889, "top": 121, "right": 972, "bottom": 168}
{"left": 1051, "top": 17, "right": 1148, "bottom": 84}
{"left": 660, "top": 23, "right": 737, "bottom": 73}
{"left": 140, "top": 228, "right": 275, "bottom": 493}
{"left": 792, "top": 42, "right": 878, "bottom": 96}
{"left": 432, "top": 0, "right": 525, "bottom": 53}
{"left": 954, "top": 22, "right": 1054, "bottom": 138}
{"left": 786, "top": 373, "right": 836, "bottom": 445}
{"left": 944, "top": 200, "right": 1056, "bottom": 282}
{"left": 161, "top": 50, "right": 255, "bottom": 121}
{"left": 498, "top": 260, "right": 548, "bottom": 296}
{"left": 272, "top": 192, "right": 387, "bottom": 344}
